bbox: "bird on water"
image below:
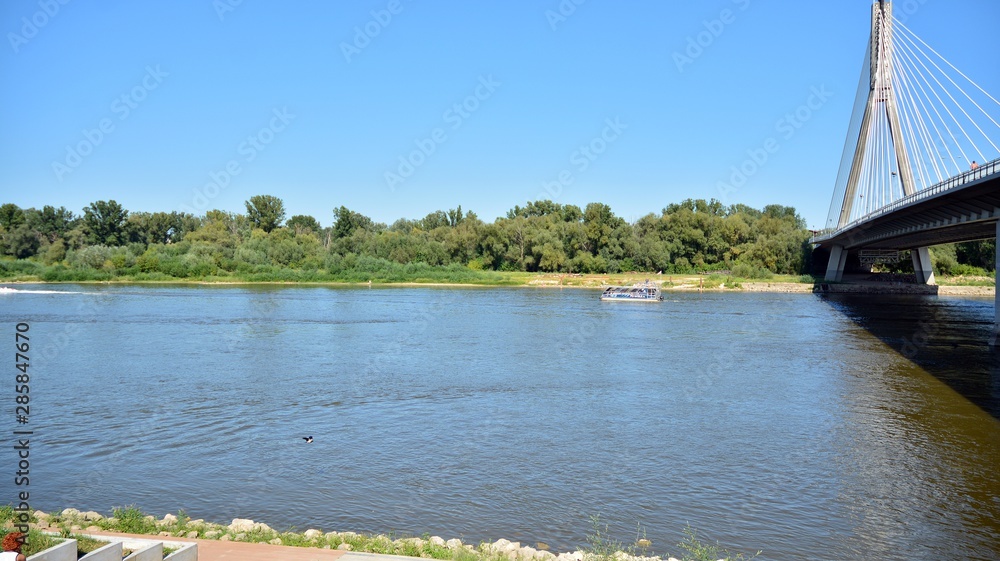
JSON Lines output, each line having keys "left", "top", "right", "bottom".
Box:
{"left": 302, "top": 436, "right": 314, "bottom": 443}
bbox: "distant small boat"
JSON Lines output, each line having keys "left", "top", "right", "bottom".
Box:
{"left": 0, "top": 287, "right": 16, "bottom": 294}
{"left": 600, "top": 281, "right": 663, "bottom": 302}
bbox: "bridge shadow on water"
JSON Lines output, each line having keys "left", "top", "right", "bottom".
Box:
{"left": 816, "top": 290, "right": 1000, "bottom": 421}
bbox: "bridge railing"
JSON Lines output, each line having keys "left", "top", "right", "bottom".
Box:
{"left": 812, "top": 157, "right": 1000, "bottom": 243}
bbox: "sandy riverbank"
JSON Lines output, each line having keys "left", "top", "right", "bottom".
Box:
{"left": 1, "top": 275, "right": 994, "bottom": 296}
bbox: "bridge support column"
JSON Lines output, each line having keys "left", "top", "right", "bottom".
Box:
{"left": 825, "top": 245, "right": 847, "bottom": 282}
{"left": 910, "top": 247, "right": 936, "bottom": 285}
{"left": 995, "top": 221, "right": 999, "bottom": 338}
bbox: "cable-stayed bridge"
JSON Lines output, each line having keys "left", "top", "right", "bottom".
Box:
{"left": 811, "top": 0, "right": 1000, "bottom": 323}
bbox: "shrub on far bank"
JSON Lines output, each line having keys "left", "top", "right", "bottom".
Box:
{"left": 730, "top": 263, "right": 773, "bottom": 280}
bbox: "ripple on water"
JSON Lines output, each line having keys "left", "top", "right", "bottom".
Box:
{"left": 1, "top": 287, "right": 998, "bottom": 560}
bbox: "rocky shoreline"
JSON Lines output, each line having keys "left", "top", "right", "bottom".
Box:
{"left": 20, "top": 509, "right": 734, "bottom": 561}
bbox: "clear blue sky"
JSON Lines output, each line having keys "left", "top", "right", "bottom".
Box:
{"left": 2, "top": 0, "right": 998, "bottom": 230}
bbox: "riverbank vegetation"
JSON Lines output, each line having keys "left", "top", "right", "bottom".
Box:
{"left": 1, "top": 197, "right": 992, "bottom": 285}
{"left": 0, "top": 506, "right": 759, "bottom": 561}
{"left": 0, "top": 197, "right": 811, "bottom": 282}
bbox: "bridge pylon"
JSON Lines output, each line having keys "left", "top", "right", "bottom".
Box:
{"left": 825, "top": 0, "right": 933, "bottom": 284}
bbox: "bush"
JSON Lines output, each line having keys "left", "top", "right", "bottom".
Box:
{"left": 110, "top": 506, "right": 157, "bottom": 534}
{"left": 950, "top": 263, "right": 990, "bottom": 277}
{"left": 69, "top": 245, "right": 113, "bottom": 269}
{"left": 731, "top": 262, "right": 773, "bottom": 279}
{"left": 0, "top": 259, "right": 43, "bottom": 276}
{"left": 137, "top": 251, "right": 160, "bottom": 273}
{"left": 43, "top": 239, "right": 67, "bottom": 265}
{"left": 157, "top": 257, "right": 189, "bottom": 278}
{"left": 40, "top": 265, "right": 112, "bottom": 282}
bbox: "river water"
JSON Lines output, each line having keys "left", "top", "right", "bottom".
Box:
{"left": 1, "top": 285, "right": 998, "bottom": 560}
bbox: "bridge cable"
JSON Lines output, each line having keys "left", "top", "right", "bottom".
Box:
{"left": 893, "top": 19, "right": 1000, "bottom": 158}
{"left": 892, "top": 36, "right": 975, "bottom": 175}
{"left": 894, "top": 19, "right": 1000, "bottom": 110}
{"left": 891, "top": 38, "right": 964, "bottom": 177}
{"left": 892, "top": 45, "right": 947, "bottom": 186}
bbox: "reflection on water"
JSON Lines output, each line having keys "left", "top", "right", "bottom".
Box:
{"left": 821, "top": 293, "right": 1000, "bottom": 419}
{"left": 0, "top": 286, "right": 997, "bottom": 560}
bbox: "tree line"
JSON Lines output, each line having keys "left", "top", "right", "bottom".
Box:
{"left": 6, "top": 194, "right": 990, "bottom": 281}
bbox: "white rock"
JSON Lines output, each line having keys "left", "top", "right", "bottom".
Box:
{"left": 337, "top": 543, "right": 353, "bottom": 550}
{"left": 82, "top": 511, "right": 104, "bottom": 521}
{"left": 229, "top": 518, "right": 256, "bottom": 532}
{"left": 162, "top": 513, "right": 178, "bottom": 525}
{"left": 430, "top": 536, "right": 447, "bottom": 547}
{"left": 520, "top": 546, "right": 539, "bottom": 559}
{"left": 186, "top": 531, "right": 199, "bottom": 539}
{"left": 494, "top": 539, "right": 513, "bottom": 550}
{"left": 254, "top": 522, "right": 273, "bottom": 533}
{"left": 304, "top": 529, "right": 323, "bottom": 539}
{"left": 269, "top": 538, "right": 282, "bottom": 545}
{"left": 205, "top": 530, "right": 222, "bottom": 539}
{"left": 61, "top": 508, "right": 81, "bottom": 517}
{"left": 446, "top": 538, "right": 463, "bottom": 549}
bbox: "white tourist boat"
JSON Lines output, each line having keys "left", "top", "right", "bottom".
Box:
{"left": 600, "top": 281, "right": 662, "bottom": 302}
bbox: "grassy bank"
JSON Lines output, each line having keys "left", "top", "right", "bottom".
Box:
{"left": 0, "top": 259, "right": 528, "bottom": 285}
{"left": 2, "top": 259, "right": 992, "bottom": 292}
{"left": 1, "top": 506, "right": 759, "bottom": 561}
{"left": 0, "top": 256, "right": 805, "bottom": 289}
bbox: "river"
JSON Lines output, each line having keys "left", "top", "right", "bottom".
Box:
{"left": 1, "top": 284, "right": 998, "bottom": 560}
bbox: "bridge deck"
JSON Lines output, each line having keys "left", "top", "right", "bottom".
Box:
{"left": 813, "top": 158, "right": 1000, "bottom": 250}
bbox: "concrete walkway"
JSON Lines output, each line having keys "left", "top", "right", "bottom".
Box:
{"left": 83, "top": 531, "right": 420, "bottom": 561}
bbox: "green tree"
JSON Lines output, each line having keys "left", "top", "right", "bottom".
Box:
{"left": 128, "top": 211, "right": 193, "bottom": 245}
{"left": 0, "top": 203, "right": 26, "bottom": 230}
{"left": 332, "top": 206, "right": 375, "bottom": 239}
{"left": 583, "top": 202, "right": 625, "bottom": 255}
{"left": 956, "top": 240, "right": 995, "bottom": 271}
{"left": 287, "top": 215, "right": 321, "bottom": 236}
{"left": 245, "top": 195, "right": 286, "bottom": 233}
{"left": 83, "top": 200, "right": 129, "bottom": 246}
{"left": 4, "top": 224, "right": 40, "bottom": 258}
{"left": 43, "top": 238, "right": 67, "bottom": 264}
{"left": 25, "top": 205, "right": 76, "bottom": 243}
